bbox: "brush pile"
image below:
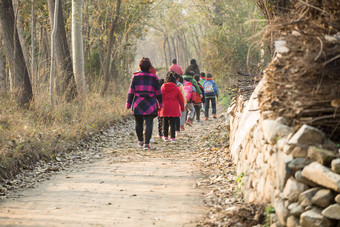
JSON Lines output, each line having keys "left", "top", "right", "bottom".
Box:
{"left": 229, "top": 71, "right": 260, "bottom": 101}
{"left": 256, "top": 0, "right": 340, "bottom": 140}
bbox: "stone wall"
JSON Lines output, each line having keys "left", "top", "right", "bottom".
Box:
{"left": 227, "top": 80, "right": 340, "bottom": 227}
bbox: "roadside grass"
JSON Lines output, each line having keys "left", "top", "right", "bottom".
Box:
{"left": 0, "top": 91, "right": 128, "bottom": 181}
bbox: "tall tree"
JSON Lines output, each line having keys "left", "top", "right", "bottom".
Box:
{"left": 0, "top": 0, "right": 33, "bottom": 107}
{"left": 49, "top": 0, "right": 58, "bottom": 105}
{"left": 0, "top": 41, "right": 5, "bottom": 92}
{"left": 48, "top": 0, "right": 77, "bottom": 101}
{"left": 72, "top": 0, "right": 85, "bottom": 96}
{"left": 12, "top": 0, "right": 31, "bottom": 75}
{"left": 31, "top": 0, "right": 36, "bottom": 90}
{"left": 101, "top": 0, "right": 121, "bottom": 96}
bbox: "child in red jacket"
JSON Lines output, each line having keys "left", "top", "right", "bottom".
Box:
{"left": 160, "top": 72, "right": 185, "bottom": 142}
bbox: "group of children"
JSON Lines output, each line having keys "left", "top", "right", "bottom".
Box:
{"left": 157, "top": 69, "right": 219, "bottom": 143}
{"left": 126, "top": 57, "right": 219, "bottom": 150}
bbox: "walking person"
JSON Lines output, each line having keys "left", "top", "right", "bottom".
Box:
{"left": 199, "top": 72, "right": 206, "bottom": 85}
{"left": 158, "top": 79, "right": 165, "bottom": 138}
{"left": 174, "top": 73, "right": 186, "bottom": 134}
{"left": 126, "top": 57, "right": 163, "bottom": 150}
{"left": 184, "top": 59, "right": 200, "bottom": 75}
{"left": 199, "top": 72, "right": 206, "bottom": 111}
{"left": 194, "top": 74, "right": 205, "bottom": 123}
{"left": 160, "top": 72, "right": 185, "bottom": 143}
{"left": 169, "top": 59, "right": 184, "bottom": 75}
{"left": 203, "top": 73, "right": 219, "bottom": 120}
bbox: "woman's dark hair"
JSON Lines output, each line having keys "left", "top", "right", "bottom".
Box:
{"left": 165, "top": 71, "right": 177, "bottom": 84}
{"left": 194, "top": 75, "right": 200, "bottom": 82}
{"left": 139, "top": 57, "right": 152, "bottom": 72}
{"left": 200, "top": 72, "right": 206, "bottom": 78}
{"left": 190, "top": 59, "right": 196, "bottom": 65}
{"left": 159, "top": 78, "right": 165, "bottom": 86}
{"left": 172, "top": 59, "right": 177, "bottom": 64}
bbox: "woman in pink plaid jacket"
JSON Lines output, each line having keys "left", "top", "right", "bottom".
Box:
{"left": 126, "top": 57, "right": 163, "bottom": 150}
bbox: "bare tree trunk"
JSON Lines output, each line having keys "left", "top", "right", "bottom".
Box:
{"left": 84, "top": 1, "right": 91, "bottom": 78}
{"left": 182, "top": 33, "right": 190, "bottom": 69}
{"left": 192, "top": 27, "right": 201, "bottom": 65}
{"left": 49, "top": 0, "right": 59, "bottom": 105}
{"left": 31, "top": 0, "right": 36, "bottom": 91}
{"left": 12, "top": 0, "right": 31, "bottom": 76}
{"left": 101, "top": 0, "right": 121, "bottom": 96}
{"left": 48, "top": 0, "right": 77, "bottom": 101}
{"left": 171, "top": 36, "right": 177, "bottom": 60}
{"left": 165, "top": 36, "right": 171, "bottom": 65}
{"left": 0, "top": 41, "right": 6, "bottom": 92}
{"left": 163, "top": 38, "right": 168, "bottom": 70}
{"left": 72, "top": 0, "right": 85, "bottom": 96}
{"left": 0, "top": 0, "right": 33, "bottom": 107}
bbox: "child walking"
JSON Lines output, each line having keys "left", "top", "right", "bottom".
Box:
{"left": 203, "top": 73, "right": 219, "bottom": 120}
{"left": 174, "top": 73, "right": 187, "bottom": 131}
{"left": 158, "top": 79, "right": 165, "bottom": 138}
{"left": 160, "top": 72, "right": 185, "bottom": 142}
{"left": 194, "top": 74, "right": 205, "bottom": 122}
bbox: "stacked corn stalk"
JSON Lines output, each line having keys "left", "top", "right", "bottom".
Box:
{"left": 256, "top": 0, "right": 340, "bottom": 140}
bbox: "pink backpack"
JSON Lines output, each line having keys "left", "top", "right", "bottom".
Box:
{"left": 183, "top": 80, "right": 196, "bottom": 102}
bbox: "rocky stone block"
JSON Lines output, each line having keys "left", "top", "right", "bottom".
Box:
{"left": 332, "top": 159, "right": 340, "bottom": 174}
{"left": 288, "top": 125, "right": 325, "bottom": 146}
{"left": 274, "top": 198, "right": 290, "bottom": 226}
{"left": 300, "top": 209, "right": 332, "bottom": 227}
{"left": 276, "top": 153, "right": 293, "bottom": 191}
{"left": 283, "top": 177, "right": 308, "bottom": 202}
{"left": 302, "top": 162, "right": 340, "bottom": 192}
{"left": 298, "top": 188, "right": 320, "bottom": 207}
{"left": 225, "top": 114, "right": 231, "bottom": 131}
{"left": 335, "top": 194, "right": 340, "bottom": 204}
{"left": 322, "top": 204, "right": 340, "bottom": 220}
{"left": 270, "top": 222, "right": 284, "bottom": 227}
{"left": 311, "top": 189, "right": 334, "bottom": 208}
{"left": 261, "top": 120, "right": 293, "bottom": 144}
{"left": 323, "top": 138, "right": 338, "bottom": 151}
{"left": 277, "top": 138, "right": 289, "bottom": 152}
{"left": 291, "top": 146, "right": 308, "bottom": 158}
{"left": 288, "top": 158, "right": 313, "bottom": 172}
{"left": 288, "top": 202, "right": 304, "bottom": 216}
{"left": 287, "top": 215, "right": 300, "bottom": 227}
{"left": 295, "top": 170, "right": 319, "bottom": 187}
{"left": 307, "top": 146, "right": 338, "bottom": 166}
{"left": 270, "top": 213, "right": 279, "bottom": 225}
{"left": 264, "top": 176, "right": 273, "bottom": 202}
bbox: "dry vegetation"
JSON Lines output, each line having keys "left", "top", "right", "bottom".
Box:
{"left": 0, "top": 87, "right": 128, "bottom": 181}
{"left": 256, "top": 0, "right": 340, "bottom": 140}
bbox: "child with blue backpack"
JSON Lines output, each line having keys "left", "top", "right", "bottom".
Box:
{"left": 203, "top": 73, "right": 219, "bottom": 120}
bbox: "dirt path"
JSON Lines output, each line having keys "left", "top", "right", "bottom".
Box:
{"left": 0, "top": 116, "right": 214, "bottom": 226}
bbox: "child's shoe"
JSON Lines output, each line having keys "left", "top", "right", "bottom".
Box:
{"left": 186, "top": 119, "right": 193, "bottom": 126}
{"left": 197, "top": 119, "right": 201, "bottom": 123}
{"left": 176, "top": 131, "right": 180, "bottom": 136}
{"left": 212, "top": 114, "right": 217, "bottom": 119}
{"left": 138, "top": 141, "right": 144, "bottom": 148}
{"left": 143, "top": 144, "right": 151, "bottom": 150}
{"left": 163, "top": 137, "right": 169, "bottom": 142}
{"left": 180, "top": 125, "right": 185, "bottom": 131}
{"left": 205, "top": 117, "right": 209, "bottom": 121}
{"left": 171, "top": 138, "right": 176, "bottom": 143}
